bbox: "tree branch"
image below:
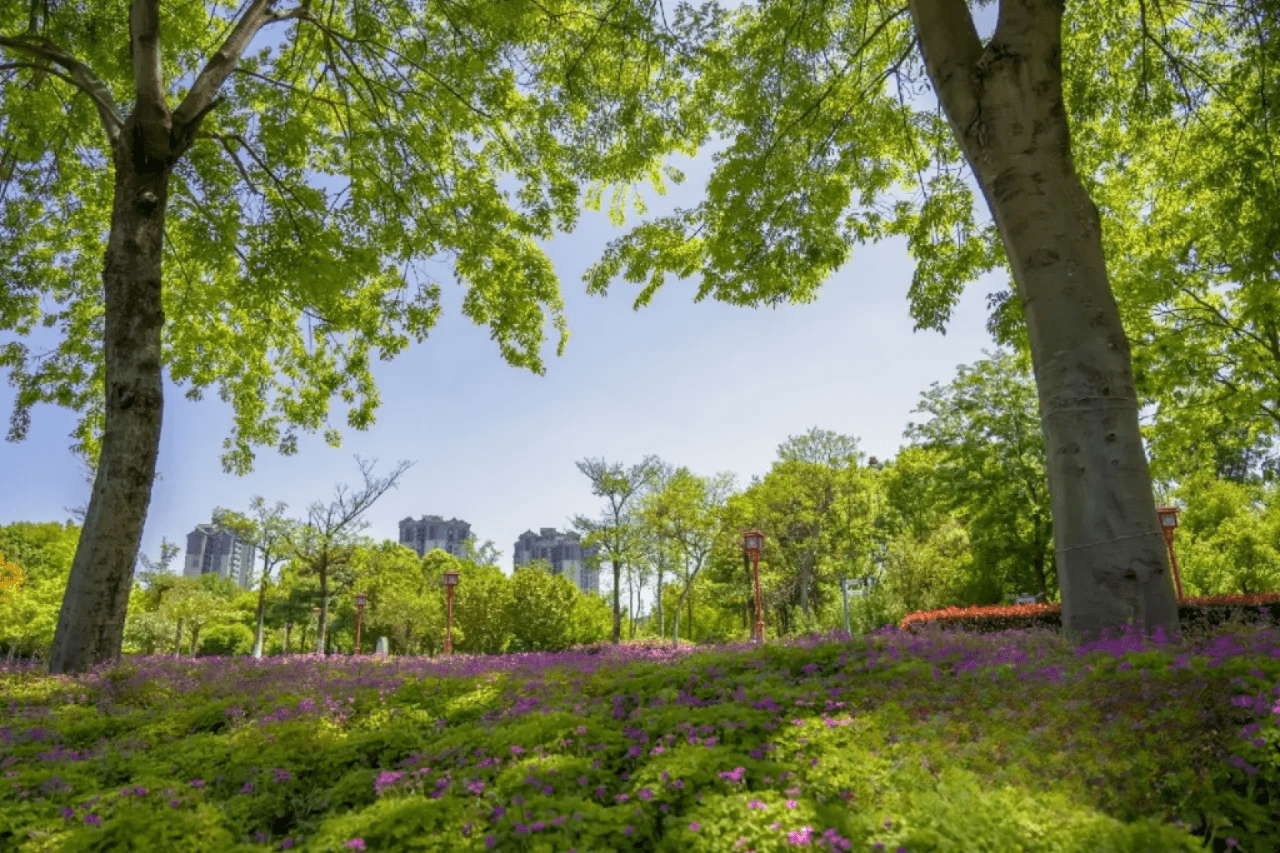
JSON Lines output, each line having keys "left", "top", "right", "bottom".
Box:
{"left": 173, "top": 0, "right": 308, "bottom": 132}
{"left": 129, "top": 0, "right": 171, "bottom": 163}
{"left": 907, "top": 0, "right": 983, "bottom": 137}
{"left": 0, "top": 35, "right": 124, "bottom": 142}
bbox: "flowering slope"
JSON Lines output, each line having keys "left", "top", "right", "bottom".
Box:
{"left": 2, "top": 626, "right": 1278, "bottom": 852}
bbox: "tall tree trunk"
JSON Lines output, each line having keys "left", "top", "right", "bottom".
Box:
{"left": 251, "top": 572, "right": 269, "bottom": 658}
{"left": 189, "top": 624, "right": 201, "bottom": 657}
{"left": 628, "top": 570, "right": 636, "bottom": 639}
{"left": 656, "top": 556, "right": 665, "bottom": 638}
{"left": 47, "top": 138, "right": 170, "bottom": 674}
{"left": 687, "top": 583, "right": 693, "bottom": 641}
{"left": 910, "top": 0, "right": 1179, "bottom": 643}
{"left": 172, "top": 617, "right": 183, "bottom": 656}
{"left": 799, "top": 552, "right": 812, "bottom": 615}
{"left": 611, "top": 557, "right": 622, "bottom": 643}
{"left": 316, "top": 556, "right": 329, "bottom": 654}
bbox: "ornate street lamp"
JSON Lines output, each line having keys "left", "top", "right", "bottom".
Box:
{"left": 353, "top": 593, "right": 368, "bottom": 655}
{"left": 743, "top": 530, "right": 765, "bottom": 643}
{"left": 443, "top": 570, "right": 460, "bottom": 655}
{"left": 1156, "top": 505, "right": 1185, "bottom": 602}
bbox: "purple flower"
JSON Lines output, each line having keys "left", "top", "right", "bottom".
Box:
{"left": 719, "top": 766, "right": 746, "bottom": 783}
{"left": 240, "top": 781, "right": 254, "bottom": 794}
{"left": 638, "top": 789, "right": 654, "bottom": 801}
{"left": 343, "top": 840, "right": 366, "bottom": 850}
{"left": 282, "top": 840, "right": 294, "bottom": 850}
{"left": 273, "top": 768, "right": 292, "bottom": 783}
{"left": 748, "top": 799, "right": 767, "bottom": 810}
{"left": 485, "top": 836, "right": 496, "bottom": 849}
{"left": 690, "top": 823, "right": 701, "bottom": 832}
{"left": 787, "top": 825, "right": 813, "bottom": 844}
{"left": 83, "top": 814, "right": 101, "bottom": 826}
{"left": 510, "top": 745, "right": 525, "bottom": 756}
{"left": 787, "top": 799, "right": 798, "bottom": 809}
{"left": 624, "top": 826, "right": 635, "bottom": 836}
{"left": 189, "top": 779, "right": 205, "bottom": 788}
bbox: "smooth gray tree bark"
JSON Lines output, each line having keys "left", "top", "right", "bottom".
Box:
{"left": 908, "top": 0, "right": 1180, "bottom": 642}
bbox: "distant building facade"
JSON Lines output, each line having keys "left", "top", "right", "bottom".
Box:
{"left": 513, "top": 528, "right": 599, "bottom": 594}
{"left": 184, "top": 520, "right": 257, "bottom": 589}
{"left": 399, "top": 515, "right": 472, "bottom": 559}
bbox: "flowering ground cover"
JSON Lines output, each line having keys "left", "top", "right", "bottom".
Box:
{"left": 2, "top": 623, "right": 1278, "bottom": 852}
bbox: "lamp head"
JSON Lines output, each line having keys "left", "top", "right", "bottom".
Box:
{"left": 443, "top": 570, "right": 460, "bottom": 587}
{"left": 354, "top": 593, "right": 368, "bottom": 608}
{"left": 1156, "top": 505, "right": 1179, "bottom": 529}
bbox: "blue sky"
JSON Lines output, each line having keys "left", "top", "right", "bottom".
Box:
{"left": 0, "top": 155, "right": 1004, "bottom": 584}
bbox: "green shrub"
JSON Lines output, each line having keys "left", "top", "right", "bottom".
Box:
{"left": 198, "top": 623, "right": 255, "bottom": 657}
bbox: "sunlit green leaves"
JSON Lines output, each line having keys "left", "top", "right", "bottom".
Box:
{"left": 585, "top": 0, "right": 1007, "bottom": 321}
{"left": 0, "top": 0, "right": 709, "bottom": 474}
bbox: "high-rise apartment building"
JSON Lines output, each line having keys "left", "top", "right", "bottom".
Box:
{"left": 184, "top": 520, "right": 258, "bottom": 589}
{"left": 513, "top": 528, "right": 599, "bottom": 595}
{"left": 399, "top": 515, "right": 472, "bottom": 559}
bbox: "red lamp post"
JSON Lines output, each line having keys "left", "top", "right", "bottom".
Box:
{"left": 443, "top": 570, "right": 460, "bottom": 655}
{"left": 353, "top": 593, "right": 368, "bottom": 655}
{"left": 1156, "top": 505, "right": 1185, "bottom": 602}
{"left": 743, "top": 530, "right": 765, "bottom": 643}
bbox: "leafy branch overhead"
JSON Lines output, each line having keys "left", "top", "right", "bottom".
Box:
{"left": 583, "top": 0, "right": 1003, "bottom": 328}
{"left": 0, "top": 0, "right": 715, "bottom": 475}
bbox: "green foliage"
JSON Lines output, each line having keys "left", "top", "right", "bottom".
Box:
{"left": 198, "top": 622, "right": 255, "bottom": 657}
{"left": 568, "top": 592, "right": 612, "bottom": 646}
{"left": 1060, "top": 0, "right": 1280, "bottom": 485}
{"left": 905, "top": 352, "right": 1055, "bottom": 603}
{"left": 449, "top": 560, "right": 512, "bottom": 656}
{"left": 1173, "top": 475, "right": 1280, "bottom": 597}
{"left": 0, "top": 521, "right": 79, "bottom": 658}
{"left": 0, "top": 0, "right": 710, "bottom": 475}
{"left": 704, "top": 429, "right": 881, "bottom": 637}
{"left": 507, "top": 565, "right": 579, "bottom": 653}
{"left": 356, "top": 542, "right": 444, "bottom": 656}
